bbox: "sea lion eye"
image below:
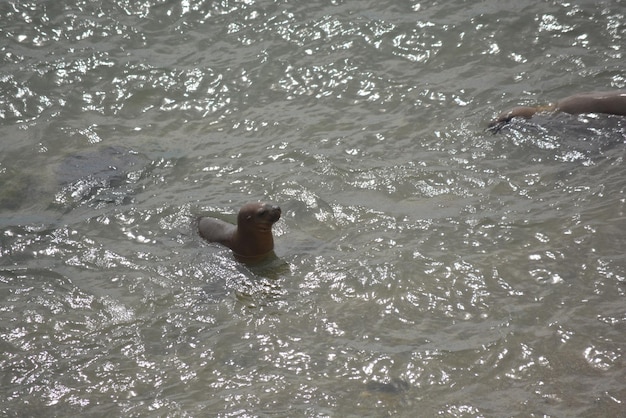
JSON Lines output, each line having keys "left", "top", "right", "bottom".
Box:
{"left": 257, "top": 209, "right": 268, "bottom": 217}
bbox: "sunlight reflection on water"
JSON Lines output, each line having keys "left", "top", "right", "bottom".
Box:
{"left": 1, "top": 0, "right": 626, "bottom": 416}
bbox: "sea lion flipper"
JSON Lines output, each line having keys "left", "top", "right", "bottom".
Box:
{"left": 488, "top": 91, "right": 626, "bottom": 133}
{"left": 487, "top": 105, "right": 550, "bottom": 133}
{"left": 485, "top": 121, "right": 507, "bottom": 134}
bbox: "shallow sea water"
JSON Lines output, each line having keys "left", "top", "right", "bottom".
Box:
{"left": 1, "top": 0, "right": 625, "bottom": 416}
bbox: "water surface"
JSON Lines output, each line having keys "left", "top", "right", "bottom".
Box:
{"left": 1, "top": 0, "right": 625, "bottom": 416}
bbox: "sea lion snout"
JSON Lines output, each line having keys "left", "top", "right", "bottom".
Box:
{"left": 258, "top": 204, "right": 281, "bottom": 223}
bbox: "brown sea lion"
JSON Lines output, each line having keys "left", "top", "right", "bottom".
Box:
{"left": 198, "top": 202, "right": 281, "bottom": 262}
{"left": 488, "top": 90, "right": 626, "bottom": 132}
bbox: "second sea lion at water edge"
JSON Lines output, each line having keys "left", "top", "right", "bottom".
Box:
{"left": 198, "top": 202, "right": 281, "bottom": 262}
{"left": 488, "top": 90, "right": 626, "bottom": 132}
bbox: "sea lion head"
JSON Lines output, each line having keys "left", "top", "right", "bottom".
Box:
{"left": 237, "top": 202, "right": 281, "bottom": 232}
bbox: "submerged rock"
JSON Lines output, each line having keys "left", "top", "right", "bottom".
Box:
{"left": 54, "top": 146, "right": 148, "bottom": 208}
{"left": 364, "top": 378, "right": 410, "bottom": 395}
{"left": 0, "top": 166, "right": 35, "bottom": 211}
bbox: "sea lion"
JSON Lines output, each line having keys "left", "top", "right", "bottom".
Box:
{"left": 488, "top": 90, "right": 626, "bottom": 132}
{"left": 198, "top": 202, "right": 281, "bottom": 262}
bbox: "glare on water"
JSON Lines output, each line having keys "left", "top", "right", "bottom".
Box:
{"left": 1, "top": 0, "right": 625, "bottom": 416}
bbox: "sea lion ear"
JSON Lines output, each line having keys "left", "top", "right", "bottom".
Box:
{"left": 246, "top": 215, "right": 253, "bottom": 220}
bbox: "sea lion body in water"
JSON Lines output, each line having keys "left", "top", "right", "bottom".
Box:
{"left": 489, "top": 90, "right": 626, "bottom": 132}
{"left": 198, "top": 202, "right": 281, "bottom": 262}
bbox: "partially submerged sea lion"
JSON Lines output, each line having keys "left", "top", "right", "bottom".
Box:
{"left": 488, "top": 90, "right": 626, "bottom": 132}
{"left": 198, "top": 202, "right": 281, "bottom": 262}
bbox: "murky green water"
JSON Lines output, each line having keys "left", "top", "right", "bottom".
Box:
{"left": 1, "top": 0, "right": 625, "bottom": 416}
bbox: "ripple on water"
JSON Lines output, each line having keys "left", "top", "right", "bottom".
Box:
{"left": 2, "top": 0, "right": 626, "bottom": 416}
